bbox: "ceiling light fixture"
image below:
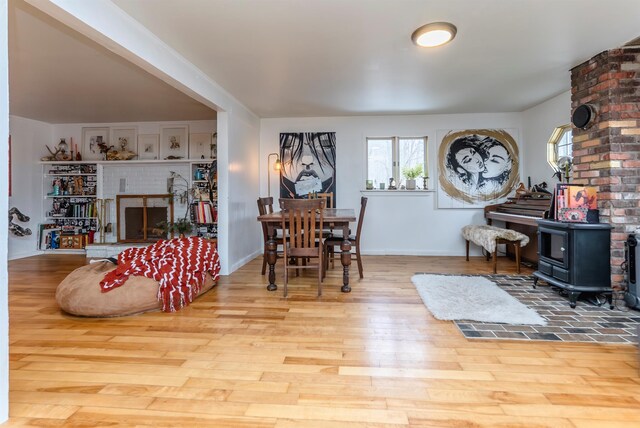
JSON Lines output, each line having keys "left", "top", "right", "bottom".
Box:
{"left": 411, "top": 22, "right": 457, "bottom": 48}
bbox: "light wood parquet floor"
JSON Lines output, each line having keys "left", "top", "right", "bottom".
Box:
{"left": 6, "top": 254, "right": 640, "bottom": 427}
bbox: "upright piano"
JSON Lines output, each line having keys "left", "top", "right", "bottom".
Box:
{"left": 484, "top": 192, "right": 553, "bottom": 264}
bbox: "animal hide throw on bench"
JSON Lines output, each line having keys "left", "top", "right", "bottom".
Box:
{"left": 100, "top": 237, "right": 220, "bottom": 312}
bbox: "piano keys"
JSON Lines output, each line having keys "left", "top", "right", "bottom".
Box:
{"left": 484, "top": 192, "right": 552, "bottom": 263}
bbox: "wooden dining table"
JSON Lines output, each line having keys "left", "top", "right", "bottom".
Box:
{"left": 257, "top": 208, "right": 357, "bottom": 293}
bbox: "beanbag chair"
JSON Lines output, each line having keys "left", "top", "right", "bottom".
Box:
{"left": 56, "top": 261, "right": 216, "bottom": 317}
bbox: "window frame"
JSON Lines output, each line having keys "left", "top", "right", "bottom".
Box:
{"left": 366, "top": 136, "right": 428, "bottom": 187}
{"left": 547, "top": 124, "right": 572, "bottom": 172}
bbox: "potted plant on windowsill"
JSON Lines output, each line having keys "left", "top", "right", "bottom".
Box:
{"left": 402, "top": 165, "right": 423, "bottom": 190}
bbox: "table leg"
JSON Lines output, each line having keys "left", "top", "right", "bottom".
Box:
{"left": 340, "top": 223, "right": 352, "bottom": 293}
{"left": 266, "top": 225, "right": 278, "bottom": 291}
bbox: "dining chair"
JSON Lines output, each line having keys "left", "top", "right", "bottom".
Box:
{"left": 323, "top": 196, "right": 368, "bottom": 279}
{"left": 257, "top": 197, "right": 283, "bottom": 275}
{"left": 280, "top": 198, "right": 325, "bottom": 297}
{"left": 308, "top": 192, "right": 334, "bottom": 208}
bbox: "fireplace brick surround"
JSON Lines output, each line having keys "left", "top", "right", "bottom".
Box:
{"left": 571, "top": 46, "right": 640, "bottom": 288}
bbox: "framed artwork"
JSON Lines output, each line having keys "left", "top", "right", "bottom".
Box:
{"left": 111, "top": 127, "right": 137, "bottom": 153}
{"left": 437, "top": 128, "right": 520, "bottom": 209}
{"left": 279, "top": 132, "right": 336, "bottom": 199}
{"left": 160, "top": 125, "right": 189, "bottom": 159}
{"left": 82, "top": 127, "right": 110, "bottom": 161}
{"left": 189, "top": 133, "right": 212, "bottom": 159}
{"left": 137, "top": 134, "right": 160, "bottom": 160}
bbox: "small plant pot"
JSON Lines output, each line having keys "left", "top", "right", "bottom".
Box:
{"left": 406, "top": 179, "right": 417, "bottom": 190}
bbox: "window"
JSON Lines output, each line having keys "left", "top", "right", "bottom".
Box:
{"left": 547, "top": 124, "right": 572, "bottom": 172}
{"left": 366, "top": 136, "right": 427, "bottom": 188}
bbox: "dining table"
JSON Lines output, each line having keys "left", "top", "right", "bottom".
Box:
{"left": 257, "top": 208, "right": 357, "bottom": 293}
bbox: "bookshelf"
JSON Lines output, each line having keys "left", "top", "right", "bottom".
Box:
{"left": 40, "top": 163, "right": 98, "bottom": 251}
{"left": 190, "top": 161, "right": 217, "bottom": 241}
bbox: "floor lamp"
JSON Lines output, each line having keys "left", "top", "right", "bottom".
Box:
{"left": 267, "top": 152, "right": 281, "bottom": 198}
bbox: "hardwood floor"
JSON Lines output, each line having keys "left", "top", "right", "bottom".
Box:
{"left": 6, "top": 254, "right": 640, "bottom": 427}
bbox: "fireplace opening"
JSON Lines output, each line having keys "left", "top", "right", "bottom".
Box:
{"left": 116, "top": 194, "right": 174, "bottom": 243}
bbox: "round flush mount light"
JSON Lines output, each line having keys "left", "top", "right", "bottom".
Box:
{"left": 411, "top": 22, "right": 457, "bottom": 48}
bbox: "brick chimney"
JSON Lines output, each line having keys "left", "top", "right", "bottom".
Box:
{"left": 571, "top": 46, "right": 640, "bottom": 288}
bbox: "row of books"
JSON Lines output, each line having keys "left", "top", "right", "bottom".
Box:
{"left": 48, "top": 201, "right": 97, "bottom": 218}
{"left": 191, "top": 201, "right": 217, "bottom": 224}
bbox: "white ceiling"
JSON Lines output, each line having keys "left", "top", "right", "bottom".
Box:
{"left": 8, "top": 0, "right": 216, "bottom": 124}
{"left": 9, "top": 0, "right": 640, "bottom": 122}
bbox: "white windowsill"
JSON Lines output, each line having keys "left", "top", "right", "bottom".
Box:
{"left": 360, "top": 189, "right": 435, "bottom": 195}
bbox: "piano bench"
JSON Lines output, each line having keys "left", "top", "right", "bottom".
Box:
{"left": 461, "top": 225, "right": 529, "bottom": 274}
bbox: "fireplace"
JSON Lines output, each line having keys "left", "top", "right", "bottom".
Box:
{"left": 116, "top": 194, "right": 174, "bottom": 243}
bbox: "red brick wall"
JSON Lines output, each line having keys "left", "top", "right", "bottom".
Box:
{"left": 571, "top": 47, "right": 640, "bottom": 288}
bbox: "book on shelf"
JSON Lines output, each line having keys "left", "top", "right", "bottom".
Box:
{"left": 191, "top": 201, "right": 217, "bottom": 224}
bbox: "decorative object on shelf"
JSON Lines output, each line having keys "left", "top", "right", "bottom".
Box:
{"left": 107, "top": 127, "right": 138, "bottom": 161}
{"left": 189, "top": 133, "right": 212, "bottom": 159}
{"left": 137, "top": 134, "right": 160, "bottom": 160}
{"left": 366, "top": 180, "right": 373, "bottom": 190}
{"left": 437, "top": 128, "right": 520, "bottom": 208}
{"left": 8, "top": 207, "right": 31, "bottom": 237}
{"left": 106, "top": 149, "right": 137, "bottom": 161}
{"left": 379, "top": 182, "right": 385, "bottom": 190}
{"left": 388, "top": 177, "right": 397, "bottom": 190}
{"left": 57, "top": 139, "right": 72, "bottom": 161}
{"left": 422, "top": 176, "right": 429, "bottom": 190}
{"left": 402, "top": 164, "right": 423, "bottom": 190}
{"left": 160, "top": 125, "right": 189, "bottom": 160}
{"left": 82, "top": 127, "right": 110, "bottom": 161}
{"left": 553, "top": 156, "right": 573, "bottom": 183}
{"left": 41, "top": 145, "right": 67, "bottom": 161}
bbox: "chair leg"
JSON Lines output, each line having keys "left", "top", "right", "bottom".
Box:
{"left": 283, "top": 265, "right": 288, "bottom": 297}
{"left": 465, "top": 240, "right": 470, "bottom": 261}
{"left": 330, "top": 246, "right": 335, "bottom": 269}
{"left": 261, "top": 252, "right": 267, "bottom": 275}
{"left": 515, "top": 242, "right": 521, "bottom": 274}
{"left": 318, "top": 255, "right": 323, "bottom": 296}
{"left": 492, "top": 247, "right": 498, "bottom": 274}
{"left": 355, "top": 245, "right": 363, "bottom": 279}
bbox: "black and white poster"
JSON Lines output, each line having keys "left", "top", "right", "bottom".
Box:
{"left": 280, "top": 132, "right": 336, "bottom": 199}
{"left": 437, "top": 129, "right": 519, "bottom": 208}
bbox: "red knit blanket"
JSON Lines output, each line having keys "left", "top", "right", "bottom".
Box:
{"left": 100, "top": 237, "right": 221, "bottom": 312}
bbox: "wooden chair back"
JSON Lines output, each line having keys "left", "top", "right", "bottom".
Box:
{"left": 354, "top": 196, "right": 368, "bottom": 245}
{"left": 280, "top": 198, "right": 325, "bottom": 258}
{"left": 308, "top": 192, "right": 334, "bottom": 208}
{"left": 257, "top": 196, "right": 274, "bottom": 241}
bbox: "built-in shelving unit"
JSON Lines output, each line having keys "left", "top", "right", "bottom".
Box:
{"left": 40, "top": 158, "right": 218, "bottom": 252}
{"left": 40, "top": 163, "right": 98, "bottom": 252}
{"left": 190, "top": 161, "right": 218, "bottom": 241}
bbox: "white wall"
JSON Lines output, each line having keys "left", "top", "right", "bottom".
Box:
{"left": 521, "top": 91, "right": 571, "bottom": 187}
{"left": 1, "top": 0, "right": 9, "bottom": 421}
{"left": 260, "top": 113, "right": 523, "bottom": 256}
{"left": 8, "top": 116, "right": 51, "bottom": 259}
{"left": 225, "top": 111, "right": 262, "bottom": 272}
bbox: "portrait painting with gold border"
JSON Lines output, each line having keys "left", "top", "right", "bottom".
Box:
{"left": 437, "top": 129, "right": 520, "bottom": 208}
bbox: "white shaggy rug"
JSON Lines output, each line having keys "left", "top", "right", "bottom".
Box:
{"left": 411, "top": 274, "right": 547, "bottom": 326}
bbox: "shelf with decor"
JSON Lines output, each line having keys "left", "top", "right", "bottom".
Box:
{"left": 40, "top": 163, "right": 99, "bottom": 251}
{"left": 190, "top": 161, "right": 217, "bottom": 241}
